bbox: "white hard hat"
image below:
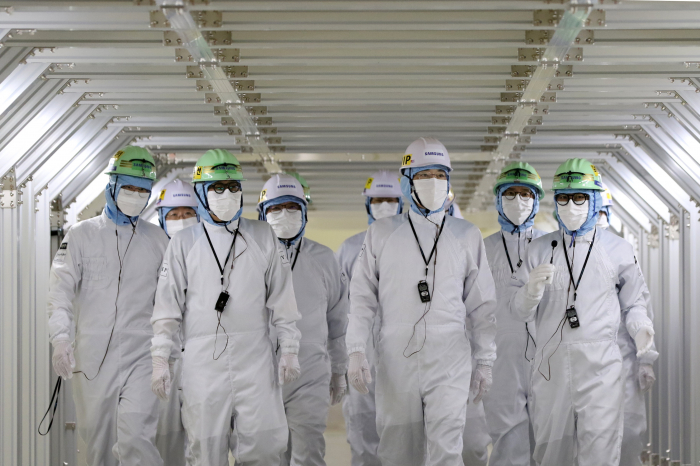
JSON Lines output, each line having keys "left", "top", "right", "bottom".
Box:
{"left": 156, "top": 178, "right": 198, "bottom": 209}
{"left": 363, "top": 170, "right": 402, "bottom": 198}
{"left": 601, "top": 182, "right": 613, "bottom": 207}
{"left": 401, "top": 137, "right": 452, "bottom": 174}
{"left": 258, "top": 173, "right": 307, "bottom": 206}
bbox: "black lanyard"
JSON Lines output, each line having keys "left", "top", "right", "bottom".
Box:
{"left": 562, "top": 229, "right": 596, "bottom": 301}
{"left": 407, "top": 214, "right": 446, "bottom": 276}
{"left": 290, "top": 238, "right": 302, "bottom": 271}
{"left": 500, "top": 231, "right": 530, "bottom": 274}
{"left": 202, "top": 223, "right": 239, "bottom": 285}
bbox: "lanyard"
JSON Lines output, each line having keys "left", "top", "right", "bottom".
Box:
{"left": 561, "top": 229, "right": 596, "bottom": 301}
{"left": 202, "top": 223, "right": 239, "bottom": 286}
{"left": 290, "top": 238, "right": 302, "bottom": 271}
{"left": 407, "top": 214, "right": 446, "bottom": 276}
{"left": 500, "top": 231, "right": 530, "bottom": 275}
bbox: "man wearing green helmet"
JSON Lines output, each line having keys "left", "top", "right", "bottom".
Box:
{"left": 509, "top": 158, "right": 657, "bottom": 466}
{"left": 149, "top": 149, "right": 302, "bottom": 465}
{"left": 46, "top": 146, "right": 169, "bottom": 465}
{"left": 480, "top": 162, "right": 546, "bottom": 466}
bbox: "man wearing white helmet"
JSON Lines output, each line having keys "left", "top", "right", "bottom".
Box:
{"left": 153, "top": 178, "right": 201, "bottom": 466}
{"left": 597, "top": 183, "right": 657, "bottom": 466}
{"left": 258, "top": 173, "right": 349, "bottom": 466}
{"left": 346, "top": 137, "right": 497, "bottom": 466}
{"left": 337, "top": 170, "right": 403, "bottom": 466}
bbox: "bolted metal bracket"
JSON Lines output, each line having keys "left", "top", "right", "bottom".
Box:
{"left": 585, "top": 9, "right": 606, "bottom": 27}
{"left": 555, "top": 65, "right": 574, "bottom": 77}
{"left": 518, "top": 48, "right": 544, "bottom": 62}
{"left": 222, "top": 66, "right": 248, "bottom": 78}
{"left": 540, "top": 92, "right": 557, "bottom": 103}
{"left": 204, "top": 93, "right": 221, "bottom": 104}
{"left": 0, "top": 167, "right": 18, "bottom": 209}
{"left": 221, "top": 116, "right": 236, "bottom": 126}
{"left": 233, "top": 80, "right": 255, "bottom": 91}
{"left": 186, "top": 65, "right": 204, "bottom": 78}
{"left": 492, "top": 116, "right": 511, "bottom": 125}
{"left": 257, "top": 127, "right": 277, "bottom": 135}
{"left": 246, "top": 106, "right": 267, "bottom": 116}
{"left": 506, "top": 79, "right": 529, "bottom": 91}
{"left": 253, "top": 116, "right": 273, "bottom": 126}
{"left": 501, "top": 92, "right": 523, "bottom": 103}
{"left": 484, "top": 136, "right": 501, "bottom": 144}
{"left": 237, "top": 93, "right": 261, "bottom": 103}
{"left": 495, "top": 105, "right": 517, "bottom": 115}
{"left": 149, "top": 10, "right": 170, "bottom": 28}
{"left": 533, "top": 10, "right": 564, "bottom": 27}
{"left": 511, "top": 65, "right": 537, "bottom": 78}
{"left": 191, "top": 10, "right": 222, "bottom": 28}
{"left": 564, "top": 47, "right": 584, "bottom": 62}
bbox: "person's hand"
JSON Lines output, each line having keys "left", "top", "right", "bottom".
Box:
{"left": 151, "top": 356, "right": 172, "bottom": 401}
{"left": 526, "top": 264, "right": 556, "bottom": 300}
{"left": 638, "top": 364, "right": 656, "bottom": 393}
{"left": 634, "top": 326, "right": 655, "bottom": 357}
{"left": 330, "top": 373, "right": 347, "bottom": 405}
{"left": 348, "top": 352, "right": 372, "bottom": 394}
{"left": 52, "top": 339, "right": 75, "bottom": 380}
{"left": 470, "top": 364, "right": 493, "bottom": 404}
{"left": 278, "top": 353, "right": 301, "bottom": 385}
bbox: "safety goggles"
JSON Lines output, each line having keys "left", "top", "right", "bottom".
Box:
{"left": 209, "top": 182, "right": 241, "bottom": 194}
{"left": 503, "top": 190, "right": 535, "bottom": 200}
{"left": 555, "top": 193, "right": 589, "bottom": 206}
{"left": 266, "top": 202, "right": 302, "bottom": 214}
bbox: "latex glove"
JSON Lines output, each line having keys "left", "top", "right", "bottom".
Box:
{"left": 470, "top": 364, "right": 493, "bottom": 404}
{"left": 348, "top": 352, "right": 372, "bottom": 395}
{"left": 638, "top": 364, "right": 656, "bottom": 393}
{"left": 634, "top": 326, "right": 655, "bottom": 357}
{"left": 151, "top": 356, "right": 173, "bottom": 401}
{"left": 330, "top": 373, "right": 347, "bottom": 405}
{"left": 526, "top": 264, "right": 556, "bottom": 300}
{"left": 52, "top": 339, "right": 75, "bottom": 380}
{"left": 278, "top": 353, "right": 301, "bottom": 385}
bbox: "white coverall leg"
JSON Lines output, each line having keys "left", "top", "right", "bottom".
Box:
{"left": 461, "top": 391, "right": 491, "bottom": 466}
{"left": 347, "top": 211, "right": 497, "bottom": 466}
{"left": 482, "top": 229, "right": 545, "bottom": 466}
{"left": 337, "top": 231, "right": 382, "bottom": 466}
{"left": 47, "top": 212, "right": 169, "bottom": 466}
{"left": 509, "top": 228, "right": 657, "bottom": 466}
{"left": 156, "top": 358, "right": 186, "bottom": 466}
{"left": 277, "top": 238, "right": 349, "bottom": 466}
{"left": 150, "top": 219, "right": 302, "bottom": 466}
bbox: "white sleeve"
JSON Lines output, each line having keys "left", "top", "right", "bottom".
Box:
{"left": 326, "top": 255, "right": 349, "bottom": 374}
{"left": 346, "top": 228, "right": 379, "bottom": 355}
{"left": 508, "top": 254, "right": 539, "bottom": 323}
{"left": 266, "top": 231, "right": 301, "bottom": 353}
{"left": 150, "top": 240, "right": 187, "bottom": 359}
{"left": 47, "top": 232, "right": 81, "bottom": 343}
{"left": 619, "top": 255, "right": 658, "bottom": 364}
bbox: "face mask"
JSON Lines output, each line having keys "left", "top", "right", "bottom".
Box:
{"left": 117, "top": 189, "right": 149, "bottom": 217}
{"left": 596, "top": 212, "right": 609, "bottom": 230}
{"left": 370, "top": 201, "right": 398, "bottom": 220}
{"left": 267, "top": 209, "right": 303, "bottom": 239}
{"left": 412, "top": 178, "right": 448, "bottom": 212}
{"left": 501, "top": 196, "right": 534, "bottom": 226}
{"left": 166, "top": 217, "right": 198, "bottom": 237}
{"left": 558, "top": 200, "right": 589, "bottom": 232}
{"left": 207, "top": 190, "right": 241, "bottom": 222}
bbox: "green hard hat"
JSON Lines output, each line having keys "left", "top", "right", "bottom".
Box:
{"left": 493, "top": 161, "right": 545, "bottom": 200}
{"left": 287, "top": 171, "right": 312, "bottom": 204}
{"left": 105, "top": 146, "right": 156, "bottom": 181}
{"left": 192, "top": 149, "right": 245, "bottom": 182}
{"left": 552, "top": 158, "right": 604, "bottom": 191}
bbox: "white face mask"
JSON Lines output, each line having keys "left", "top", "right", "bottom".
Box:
{"left": 117, "top": 189, "right": 149, "bottom": 217}
{"left": 501, "top": 195, "right": 534, "bottom": 226}
{"left": 370, "top": 201, "right": 398, "bottom": 221}
{"left": 166, "top": 217, "right": 199, "bottom": 237}
{"left": 412, "top": 178, "right": 448, "bottom": 212}
{"left": 207, "top": 190, "right": 241, "bottom": 222}
{"left": 596, "top": 212, "right": 609, "bottom": 230}
{"left": 267, "top": 209, "right": 303, "bottom": 239}
{"left": 558, "top": 200, "right": 589, "bottom": 232}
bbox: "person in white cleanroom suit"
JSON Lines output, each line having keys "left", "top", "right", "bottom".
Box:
{"left": 509, "top": 158, "right": 657, "bottom": 466}
{"left": 481, "top": 162, "right": 547, "bottom": 466}
{"left": 257, "top": 173, "right": 349, "bottom": 466}
{"left": 337, "top": 170, "right": 403, "bottom": 466}
{"left": 47, "top": 146, "right": 168, "bottom": 466}
{"left": 149, "top": 149, "right": 302, "bottom": 466}
{"left": 153, "top": 178, "right": 201, "bottom": 466}
{"left": 445, "top": 188, "right": 492, "bottom": 466}
{"left": 346, "top": 137, "right": 497, "bottom": 466}
{"left": 597, "top": 183, "right": 657, "bottom": 466}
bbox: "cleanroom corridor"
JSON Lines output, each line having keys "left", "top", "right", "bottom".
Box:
{"left": 1, "top": 2, "right": 700, "bottom": 466}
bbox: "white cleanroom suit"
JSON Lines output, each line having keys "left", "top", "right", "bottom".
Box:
{"left": 150, "top": 218, "right": 301, "bottom": 465}
{"left": 346, "top": 210, "right": 498, "bottom": 466}
{"left": 47, "top": 211, "right": 169, "bottom": 466}
{"left": 482, "top": 227, "right": 545, "bottom": 466}
{"left": 275, "top": 238, "right": 349, "bottom": 466}
{"left": 337, "top": 230, "right": 382, "bottom": 466}
{"left": 509, "top": 227, "right": 657, "bottom": 466}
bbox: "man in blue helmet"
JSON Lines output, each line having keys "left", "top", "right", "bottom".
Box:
{"left": 47, "top": 146, "right": 168, "bottom": 465}
{"left": 336, "top": 170, "right": 403, "bottom": 466}
{"left": 346, "top": 137, "right": 497, "bottom": 466}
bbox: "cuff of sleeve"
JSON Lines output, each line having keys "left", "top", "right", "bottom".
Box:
{"left": 476, "top": 359, "right": 494, "bottom": 367}
{"left": 348, "top": 346, "right": 366, "bottom": 355}
{"left": 280, "top": 339, "right": 299, "bottom": 355}
{"left": 51, "top": 334, "right": 71, "bottom": 346}
{"left": 150, "top": 335, "right": 173, "bottom": 359}
{"left": 638, "top": 349, "right": 659, "bottom": 365}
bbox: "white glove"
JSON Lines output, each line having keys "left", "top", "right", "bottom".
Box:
{"left": 526, "top": 263, "right": 556, "bottom": 300}
{"left": 278, "top": 353, "right": 301, "bottom": 385}
{"left": 634, "top": 326, "right": 655, "bottom": 357}
{"left": 348, "top": 351, "right": 372, "bottom": 395}
{"left": 638, "top": 364, "right": 655, "bottom": 393}
{"left": 151, "top": 356, "right": 173, "bottom": 401}
{"left": 470, "top": 364, "right": 493, "bottom": 404}
{"left": 52, "top": 339, "right": 75, "bottom": 380}
{"left": 330, "top": 373, "right": 347, "bottom": 405}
